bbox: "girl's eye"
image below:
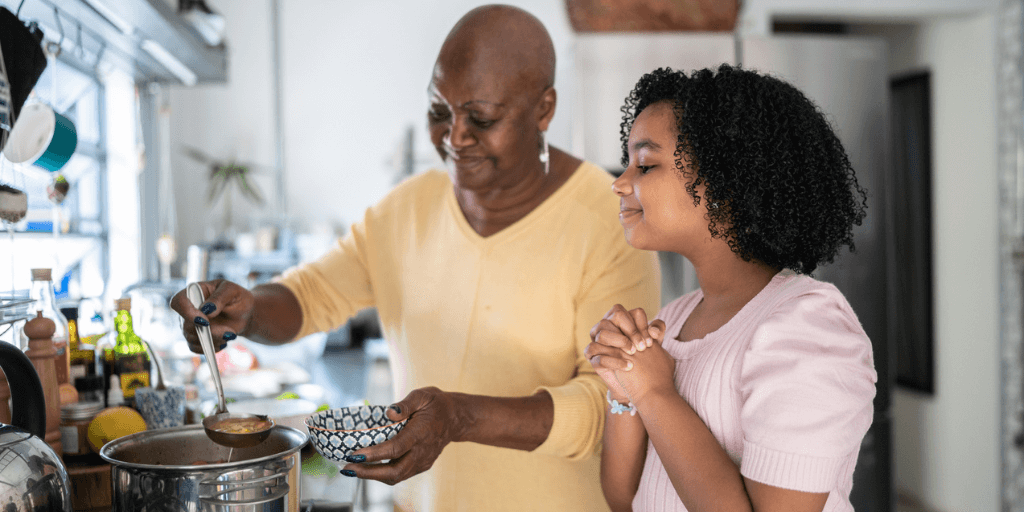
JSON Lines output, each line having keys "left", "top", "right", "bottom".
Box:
{"left": 637, "top": 165, "right": 654, "bottom": 174}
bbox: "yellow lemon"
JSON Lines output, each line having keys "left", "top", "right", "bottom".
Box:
{"left": 87, "top": 406, "right": 147, "bottom": 452}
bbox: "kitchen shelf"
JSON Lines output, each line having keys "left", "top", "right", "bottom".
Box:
{"left": 0, "top": 290, "right": 32, "bottom": 327}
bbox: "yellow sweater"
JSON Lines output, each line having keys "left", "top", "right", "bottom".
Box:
{"left": 278, "top": 162, "right": 661, "bottom": 511}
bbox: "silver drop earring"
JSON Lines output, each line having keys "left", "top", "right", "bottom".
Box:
{"left": 539, "top": 130, "right": 549, "bottom": 175}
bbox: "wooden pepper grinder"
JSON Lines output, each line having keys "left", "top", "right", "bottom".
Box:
{"left": 23, "top": 311, "right": 62, "bottom": 454}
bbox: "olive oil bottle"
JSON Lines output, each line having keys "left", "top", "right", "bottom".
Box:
{"left": 112, "top": 298, "right": 150, "bottom": 405}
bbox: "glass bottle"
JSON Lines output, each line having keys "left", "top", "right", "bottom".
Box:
{"left": 112, "top": 298, "right": 150, "bottom": 405}
{"left": 94, "top": 330, "right": 116, "bottom": 407}
{"left": 62, "top": 306, "right": 96, "bottom": 386}
{"left": 21, "top": 269, "right": 70, "bottom": 384}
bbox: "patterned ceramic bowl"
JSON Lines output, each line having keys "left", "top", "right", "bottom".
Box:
{"left": 304, "top": 405, "right": 407, "bottom": 462}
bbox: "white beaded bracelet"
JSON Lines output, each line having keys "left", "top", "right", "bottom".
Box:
{"left": 607, "top": 390, "right": 637, "bottom": 416}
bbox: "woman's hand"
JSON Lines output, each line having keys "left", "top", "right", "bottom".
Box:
{"left": 169, "top": 279, "right": 255, "bottom": 354}
{"left": 586, "top": 304, "right": 655, "bottom": 400}
{"left": 339, "top": 387, "right": 465, "bottom": 485}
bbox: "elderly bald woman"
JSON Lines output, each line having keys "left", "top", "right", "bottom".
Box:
{"left": 171, "top": 5, "right": 660, "bottom": 511}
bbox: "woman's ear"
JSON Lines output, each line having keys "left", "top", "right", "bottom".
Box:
{"left": 536, "top": 86, "right": 557, "bottom": 132}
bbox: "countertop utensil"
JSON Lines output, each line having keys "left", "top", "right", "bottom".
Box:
{"left": 186, "top": 282, "right": 274, "bottom": 448}
{"left": 141, "top": 339, "right": 167, "bottom": 391}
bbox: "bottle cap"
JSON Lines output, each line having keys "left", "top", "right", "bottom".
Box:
{"left": 114, "top": 298, "right": 131, "bottom": 311}
{"left": 60, "top": 307, "right": 78, "bottom": 321}
{"left": 107, "top": 374, "right": 124, "bottom": 405}
{"left": 30, "top": 268, "right": 52, "bottom": 281}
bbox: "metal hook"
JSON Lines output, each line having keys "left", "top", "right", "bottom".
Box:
{"left": 48, "top": 6, "right": 64, "bottom": 57}
{"left": 76, "top": 23, "right": 84, "bottom": 59}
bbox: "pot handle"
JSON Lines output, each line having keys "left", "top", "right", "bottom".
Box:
{"left": 198, "top": 458, "right": 293, "bottom": 506}
{"left": 0, "top": 340, "right": 45, "bottom": 438}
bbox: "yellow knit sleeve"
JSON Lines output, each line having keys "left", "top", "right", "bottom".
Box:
{"left": 276, "top": 220, "right": 376, "bottom": 340}
{"left": 533, "top": 241, "right": 661, "bottom": 460}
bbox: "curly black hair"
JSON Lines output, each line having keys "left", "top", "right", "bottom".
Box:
{"left": 619, "top": 64, "right": 868, "bottom": 274}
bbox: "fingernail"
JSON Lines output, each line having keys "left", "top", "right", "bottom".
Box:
{"left": 626, "top": 361, "right": 633, "bottom": 371}
{"left": 340, "top": 469, "right": 357, "bottom": 477}
{"left": 628, "top": 346, "right": 635, "bottom": 355}
{"left": 637, "top": 343, "right": 645, "bottom": 351}
{"left": 194, "top": 316, "right": 210, "bottom": 326}
{"left": 200, "top": 302, "right": 216, "bottom": 315}
{"left": 389, "top": 404, "right": 402, "bottom": 415}
{"left": 647, "top": 338, "right": 653, "bottom": 347}
{"left": 345, "top": 454, "right": 366, "bottom": 463}
{"left": 222, "top": 332, "right": 237, "bottom": 341}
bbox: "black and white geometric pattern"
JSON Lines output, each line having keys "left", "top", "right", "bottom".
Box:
{"left": 305, "top": 406, "right": 407, "bottom": 462}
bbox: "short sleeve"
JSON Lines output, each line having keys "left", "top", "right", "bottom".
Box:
{"left": 738, "top": 286, "right": 877, "bottom": 492}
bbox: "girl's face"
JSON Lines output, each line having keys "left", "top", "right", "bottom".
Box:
{"left": 612, "top": 101, "right": 711, "bottom": 255}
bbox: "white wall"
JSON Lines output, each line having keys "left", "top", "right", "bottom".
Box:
{"left": 169, "top": 0, "right": 577, "bottom": 249}
{"left": 863, "top": 13, "right": 1000, "bottom": 512}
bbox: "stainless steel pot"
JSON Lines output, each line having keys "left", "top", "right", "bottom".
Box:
{"left": 99, "top": 424, "right": 308, "bottom": 511}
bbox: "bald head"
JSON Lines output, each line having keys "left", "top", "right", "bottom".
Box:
{"left": 435, "top": 5, "right": 556, "bottom": 91}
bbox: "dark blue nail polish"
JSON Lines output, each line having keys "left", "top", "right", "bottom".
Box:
{"left": 200, "top": 302, "right": 216, "bottom": 315}
{"left": 194, "top": 316, "right": 210, "bottom": 326}
{"left": 389, "top": 404, "right": 402, "bottom": 415}
{"left": 222, "top": 332, "right": 237, "bottom": 341}
{"left": 345, "top": 454, "right": 366, "bottom": 463}
{"left": 340, "top": 469, "right": 357, "bottom": 477}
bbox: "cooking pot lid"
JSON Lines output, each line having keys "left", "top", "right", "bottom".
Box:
{"left": 99, "top": 424, "right": 307, "bottom": 470}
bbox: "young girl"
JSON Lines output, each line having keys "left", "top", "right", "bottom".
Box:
{"left": 585, "top": 65, "right": 877, "bottom": 512}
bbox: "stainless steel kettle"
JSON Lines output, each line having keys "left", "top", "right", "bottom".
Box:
{"left": 0, "top": 340, "right": 72, "bottom": 511}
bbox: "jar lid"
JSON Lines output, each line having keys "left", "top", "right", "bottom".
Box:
{"left": 114, "top": 297, "right": 131, "bottom": 311}
{"left": 61, "top": 401, "right": 104, "bottom": 421}
{"left": 30, "top": 268, "right": 51, "bottom": 281}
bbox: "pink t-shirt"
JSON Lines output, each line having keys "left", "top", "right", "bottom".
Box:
{"left": 632, "top": 270, "right": 877, "bottom": 512}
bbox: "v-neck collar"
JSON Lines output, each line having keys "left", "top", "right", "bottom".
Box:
{"left": 444, "top": 161, "right": 590, "bottom": 247}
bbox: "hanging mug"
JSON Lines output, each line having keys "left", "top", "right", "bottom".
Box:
{"left": 2, "top": 103, "right": 76, "bottom": 173}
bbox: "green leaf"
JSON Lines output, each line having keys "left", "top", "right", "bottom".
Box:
{"left": 315, "top": 403, "right": 330, "bottom": 412}
{"left": 276, "top": 392, "right": 300, "bottom": 400}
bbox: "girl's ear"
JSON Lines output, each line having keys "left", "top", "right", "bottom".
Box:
{"left": 536, "top": 86, "right": 556, "bottom": 132}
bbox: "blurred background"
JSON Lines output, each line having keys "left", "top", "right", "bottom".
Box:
{"left": 0, "top": 0, "right": 1014, "bottom": 511}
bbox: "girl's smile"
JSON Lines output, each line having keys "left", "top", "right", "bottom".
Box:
{"left": 612, "top": 101, "right": 712, "bottom": 256}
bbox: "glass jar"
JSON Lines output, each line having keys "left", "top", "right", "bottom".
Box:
{"left": 59, "top": 401, "right": 104, "bottom": 456}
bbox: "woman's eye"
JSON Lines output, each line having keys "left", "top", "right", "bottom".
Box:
{"left": 470, "top": 117, "right": 495, "bottom": 129}
{"left": 637, "top": 165, "right": 654, "bottom": 174}
{"left": 428, "top": 108, "right": 450, "bottom": 123}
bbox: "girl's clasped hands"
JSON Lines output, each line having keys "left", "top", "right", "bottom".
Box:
{"left": 586, "top": 304, "right": 675, "bottom": 411}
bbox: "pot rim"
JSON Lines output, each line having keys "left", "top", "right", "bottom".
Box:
{"left": 98, "top": 423, "right": 308, "bottom": 472}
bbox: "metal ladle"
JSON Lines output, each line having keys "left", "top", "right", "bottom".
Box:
{"left": 186, "top": 282, "right": 274, "bottom": 448}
